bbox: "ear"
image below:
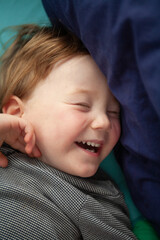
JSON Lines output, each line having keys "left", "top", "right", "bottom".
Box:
{"left": 2, "top": 96, "right": 24, "bottom": 117}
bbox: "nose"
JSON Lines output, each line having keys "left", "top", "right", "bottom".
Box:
{"left": 91, "top": 113, "right": 111, "bottom": 131}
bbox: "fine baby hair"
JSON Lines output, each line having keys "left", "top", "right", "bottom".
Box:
{"left": 0, "top": 24, "right": 88, "bottom": 112}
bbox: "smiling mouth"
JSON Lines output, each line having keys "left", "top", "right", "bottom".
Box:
{"left": 75, "top": 141, "right": 101, "bottom": 153}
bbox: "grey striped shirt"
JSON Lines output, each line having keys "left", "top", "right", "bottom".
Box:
{"left": 0, "top": 145, "right": 137, "bottom": 239}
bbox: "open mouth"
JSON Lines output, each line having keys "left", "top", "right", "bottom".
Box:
{"left": 75, "top": 141, "right": 101, "bottom": 153}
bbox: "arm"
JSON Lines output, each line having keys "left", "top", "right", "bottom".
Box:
{"left": 0, "top": 113, "right": 41, "bottom": 167}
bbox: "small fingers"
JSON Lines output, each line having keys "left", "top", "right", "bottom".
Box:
{"left": 18, "top": 118, "right": 41, "bottom": 158}
{"left": 20, "top": 120, "right": 36, "bottom": 155}
{"left": 24, "top": 131, "right": 41, "bottom": 158}
{"left": 24, "top": 134, "right": 35, "bottom": 155}
{"left": 25, "top": 143, "right": 41, "bottom": 158}
{"left": 0, "top": 152, "right": 8, "bottom": 168}
{"left": 19, "top": 119, "right": 34, "bottom": 143}
{"left": 32, "top": 145, "right": 41, "bottom": 158}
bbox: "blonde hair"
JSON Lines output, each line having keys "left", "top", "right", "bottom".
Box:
{"left": 0, "top": 24, "right": 88, "bottom": 112}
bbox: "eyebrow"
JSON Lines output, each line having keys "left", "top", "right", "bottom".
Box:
{"left": 69, "top": 89, "right": 92, "bottom": 95}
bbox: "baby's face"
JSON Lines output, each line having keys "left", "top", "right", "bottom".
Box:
{"left": 22, "top": 55, "right": 120, "bottom": 177}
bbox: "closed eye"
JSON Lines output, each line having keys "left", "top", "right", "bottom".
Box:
{"left": 74, "top": 102, "right": 90, "bottom": 112}
{"left": 107, "top": 111, "right": 120, "bottom": 118}
{"left": 76, "top": 103, "right": 90, "bottom": 108}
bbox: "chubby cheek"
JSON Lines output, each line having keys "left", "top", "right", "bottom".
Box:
{"left": 103, "top": 120, "right": 121, "bottom": 158}
{"left": 112, "top": 119, "right": 121, "bottom": 143}
{"left": 55, "top": 110, "right": 88, "bottom": 140}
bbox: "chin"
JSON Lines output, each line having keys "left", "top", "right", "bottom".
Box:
{"left": 76, "top": 165, "right": 99, "bottom": 178}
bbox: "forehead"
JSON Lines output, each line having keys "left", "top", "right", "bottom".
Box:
{"left": 24, "top": 54, "right": 119, "bottom": 111}
{"left": 29, "top": 55, "right": 117, "bottom": 105}
{"left": 49, "top": 55, "right": 108, "bottom": 91}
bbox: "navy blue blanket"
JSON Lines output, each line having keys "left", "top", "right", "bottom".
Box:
{"left": 42, "top": 0, "right": 160, "bottom": 235}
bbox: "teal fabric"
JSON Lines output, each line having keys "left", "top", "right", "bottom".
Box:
{"left": 0, "top": 0, "right": 50, "bottom": 53}
{"left": 0, "top": 0, "right": 50, "bottom": 27}
{"left": 101, "top": 153, "right": 142, "bottom": 225}
{"left": 0, "top": 0, "right": 142, "bottom": 227}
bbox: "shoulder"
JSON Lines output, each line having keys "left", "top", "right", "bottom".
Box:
{"left": 0, "top": 146, "right": 82, "bottom": 239}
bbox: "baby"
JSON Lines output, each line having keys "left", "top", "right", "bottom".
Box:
{"left": 0, "top": 24, "right": 137, "bottom": 239}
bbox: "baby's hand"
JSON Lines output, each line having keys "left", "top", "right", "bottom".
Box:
{"left": 0, "top": 114, "right": 41, "bottom": 167}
